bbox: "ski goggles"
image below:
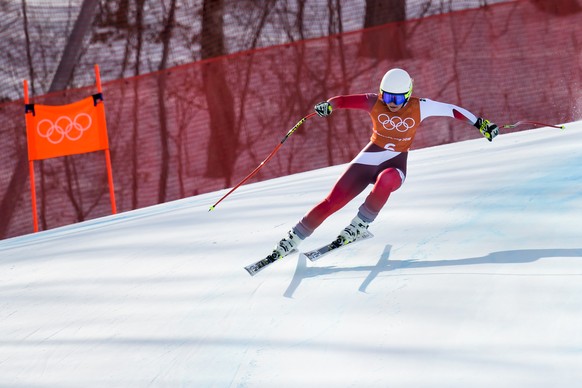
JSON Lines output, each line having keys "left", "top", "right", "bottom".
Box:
{"left": 381, "top": 91, "right": 410, "bottom": 105}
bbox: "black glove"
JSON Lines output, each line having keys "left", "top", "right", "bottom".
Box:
{"left": 314, "top": 101, "right": 332, "bottom": 117}
{"left": 474, "top": 117, "right": 499, "bottom": 142}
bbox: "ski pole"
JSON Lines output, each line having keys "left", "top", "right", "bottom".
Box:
{"left": 209, "top": 112, "right": 317, "bottom": 211}
{"left": 503, "top": 120, "right": 565, "bottom": 130}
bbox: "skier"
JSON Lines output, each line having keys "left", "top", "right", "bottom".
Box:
{"left": 271, "top": 68, "right": 499, "bottom": 258}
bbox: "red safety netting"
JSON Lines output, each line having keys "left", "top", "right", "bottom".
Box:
{"left": 0, "top": 0, "right": 580, "bottom": 239}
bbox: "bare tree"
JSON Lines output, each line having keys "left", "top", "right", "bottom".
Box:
{"left": 530, "top": 0, "right": 581, "bottom": 15}
{"left": 93, "top": 0, "right": 147, "bottom": 208}
{"left": 157, "top": 0, "right": 177, "bottom": 203}
{"left": 360, "top": 0, "right": 409, "bottom": 60}
{"left": 132, "top": 0, "right": 146, "bottom": 208}
{"left": 50, "top": 0, "right": 99, "bottom": 92}
{"left": 200, "top": 0, "right": 236, "bottom": 186}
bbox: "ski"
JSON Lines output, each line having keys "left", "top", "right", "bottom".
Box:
{"left": 244, "top": 250, "right": 296, "bottom": 276}
{"left": 302, "top": 231, "right": 374, "bottom": 262}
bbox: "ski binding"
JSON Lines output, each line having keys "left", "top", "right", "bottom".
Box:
{"left": 303, "top": 230, "right": 374, "bottom": 262}
{"left": 244, "top": 249, "right": 296, "bottom": 276}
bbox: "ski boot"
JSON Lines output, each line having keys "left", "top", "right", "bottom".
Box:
{"left": 336, "top": 215, "right": 370, "bottom": 245}
{"left": 272, "top": 229, "right": 303, "bottom": 259}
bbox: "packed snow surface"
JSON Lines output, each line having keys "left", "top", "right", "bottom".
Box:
{"left": 1, "top": 122, "right": 581, "bottom": 387}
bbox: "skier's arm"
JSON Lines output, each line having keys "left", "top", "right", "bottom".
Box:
{"left": 419, "top": 98, "right": 499, "bottom": 141}
{"left": 314, "top": 94, "right": 376, "bottom": 117}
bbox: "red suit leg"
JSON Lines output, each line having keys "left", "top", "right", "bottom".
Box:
{"left": 358, "top": 168, "right": 402, "bottom": 222}
{"left": 295, "top": 164, "right": 374, "bottom": 238}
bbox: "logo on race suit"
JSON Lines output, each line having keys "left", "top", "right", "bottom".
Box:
{"left": 377, "top": 113, "right": 415, "bottom": 133}
{"left": 37, "top": 113, "right": 92, "bottom": 144}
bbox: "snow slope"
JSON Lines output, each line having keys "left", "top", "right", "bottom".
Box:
{"left": 1, "top": 123, "right": 581, "bottom": 387}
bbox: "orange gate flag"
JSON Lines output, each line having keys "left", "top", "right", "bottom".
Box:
{"left": 25, "top": 94, "right": 109, "bottom": 161}
{"left": 24, "top": 64, "right": 117, "bottom": 233}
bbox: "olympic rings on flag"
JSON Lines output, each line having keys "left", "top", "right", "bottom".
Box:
{"left": 36, "top": 113, "right": 92, "bottom": 144}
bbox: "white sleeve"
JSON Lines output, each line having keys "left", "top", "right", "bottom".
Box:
{"left": 419, "top": 98, "right": 478, "bottom": 124}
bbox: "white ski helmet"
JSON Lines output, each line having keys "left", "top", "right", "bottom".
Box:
{"left": 379, "top": 68, "right": 413, "bottom": 104}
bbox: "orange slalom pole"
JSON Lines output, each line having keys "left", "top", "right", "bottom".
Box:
{"left": 104, "top": 149, "right": 117, "bottom": 214}
{"left": 96, "top": 64, "right": 116, "bottom": 214}
{"left": 209, "top": 112, "right": 316, "bottom": 211}
{"left": 94, "top": 64, "right": 102, "bottom": 92}
{"left": 24, "top": 79, "right": 39, "bottom": 232}
{"left": 29, "top": 161, "right": 39, "bottom": 232}
{"left": 23, "top": 79, "right": 28, "bottom": 102}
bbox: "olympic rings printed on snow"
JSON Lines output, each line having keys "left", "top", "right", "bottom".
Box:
{"left": 377, "top": 114, "right": 415, "bottom": 132}
{"left": 36, "top": 113, "right": 92, "bottom": 144}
